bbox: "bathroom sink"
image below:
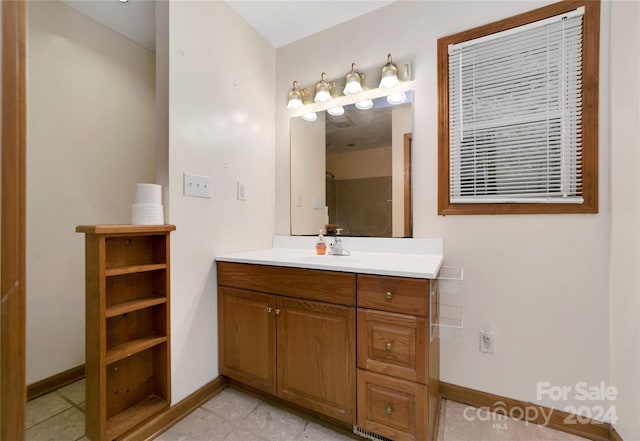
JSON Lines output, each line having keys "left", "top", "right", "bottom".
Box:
{"left": 294, "top": 255, "right": 358, "bottom": 264}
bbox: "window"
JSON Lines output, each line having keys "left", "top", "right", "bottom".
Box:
{"left": 437, "top": 1, "right": 599, "bottom": 215}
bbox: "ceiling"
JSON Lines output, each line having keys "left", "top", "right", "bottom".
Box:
{"left": 62, "top": 0, "right": 396, "bottom": 51}
{"left": 226, "top": 1, "right": 396, "bottom": 48}
{"left": 326, "top": 94, "right": 413, "bottom": 154}
{"left": 326, "top": 104, "right": 393, "bottom": 154}
{"left": 62, "top": 0, "right": 156, "bottom": 51}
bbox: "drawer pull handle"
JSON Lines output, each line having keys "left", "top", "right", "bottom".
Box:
{"left": 385, "top": 405, "right": 393, "bottom": 415}
{"left": 385, "top": 291, "right": 392, "bottom": 300}
{"left": 267, "top": 307, "right": 272, "bottom": 313}
{"left": 275, "top": 309, "right": 281, "bottom": 315}
{"left": 385, "top": 342, "right": 392, "bottom": 351}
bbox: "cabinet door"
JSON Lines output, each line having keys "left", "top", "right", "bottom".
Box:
{"left": 276, "top": 297, "right": 356, "bottom": 424}
{"left": 218, "top": 287, "right": 276, "bottom": 394}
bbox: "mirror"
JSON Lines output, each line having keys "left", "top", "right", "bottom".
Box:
{"left": 290, "top": 92, "right": 413, "bottom": 237}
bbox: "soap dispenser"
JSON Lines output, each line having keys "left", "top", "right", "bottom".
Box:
{"left": 315, "top": 229, "right": 327, "bottom": 255}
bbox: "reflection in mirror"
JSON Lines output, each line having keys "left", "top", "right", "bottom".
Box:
{"left": 291, "top": 93, "right": 413, "bottom": 237}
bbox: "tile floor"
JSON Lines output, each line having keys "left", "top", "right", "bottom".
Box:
{"left": 27, "top": 380, "right": 590, "bottom": 441}
{"left": 26, "top": 379, "right": 88, "bottom": 441}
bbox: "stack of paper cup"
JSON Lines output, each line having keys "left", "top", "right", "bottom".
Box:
{"left": 131, "top": 183, "right": 164, "bottom": 225}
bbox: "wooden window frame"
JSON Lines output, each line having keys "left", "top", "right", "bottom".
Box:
{"left": 437, "top": 0, "right": 600, "bottom": 215}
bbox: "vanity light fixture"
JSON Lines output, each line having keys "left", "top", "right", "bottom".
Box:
{"left": 301, "top": 112, "right": 318, "bottom": 122}
{"left": 287, "top": 81, "right": 306, "bottom": 110}
{"left": 355, "top": 100, "right": 373, "bottom": 110}
{"left": 117, "top": 0, "right": 129, "bottom": 3}
{"left": 314, "top": 72, "right": 332, "bottom": 103}
{"left": 286, "top": 54, "right": 411, "bottom": 113}
{"left": 343, "top": 63, "right": 364, "bottom": 95}
{"left": 387, "top": 92, "right": 407, "bottom": 105}
{"left": 379, "top": 53, "right": 400, "bottom": 88}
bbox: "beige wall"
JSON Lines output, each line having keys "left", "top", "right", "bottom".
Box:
{"left": 609, "top": 1, "right": 640, "bottom": 438}
{"left": 291, "top": 114, "right": 326, "bottom": 235}
{"left": 327, "top": 146, "right": 391, "bottom": 180}
{"left": 166, "top": 0, "right": 275, "bottom": 403}
{"left": 156, "top": 0, "right": 169, "bottom": 212}
{"left": 392, "top": 105, "right": 411, "bottom": 237}
{"left": 26, "top": 1, "right": 156, "bottom": 383}
{"left": 276, "top": 0, "right": 612, "bottom": 411}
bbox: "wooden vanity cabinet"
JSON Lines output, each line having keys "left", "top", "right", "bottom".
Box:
{"left": 217, "top": 262, "right": 356, "bottom": 424}
{"left": 217, "top": 262, "right": 439, "bottom": 440}
{"left": 356, "top": 274, "right": 439, "bottom": 441}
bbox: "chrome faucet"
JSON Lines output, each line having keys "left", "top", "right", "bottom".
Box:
{"left": 328, "top": 229, "right": 350, "bottom": 256}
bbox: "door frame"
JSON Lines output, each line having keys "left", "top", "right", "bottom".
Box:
{"left": 404, "top": 133, "right": 412, "bottom": 237}
{"left": 1, "top": 1, "right": 27, "bottom": 440}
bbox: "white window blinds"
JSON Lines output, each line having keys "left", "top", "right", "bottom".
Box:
{"left": 448, "top": 7, "right": 584, "bottom": 204}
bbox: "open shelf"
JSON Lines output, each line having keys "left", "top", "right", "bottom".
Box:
{"left": 105, "top": 394, "right": 168, "bottom": 441}
{"left": 106, "top": 297, "right": 167, "bottom": 318}
{"left": 106, "top": 335, "right": 167, "bottom": 365}
{"left": 104, "top": 234, "right": 168, "bottom": 269}
{"left": 106, "top": 270, "right": 167, "bottom": 309}
{"left": 105, "top": 263, "right": 166, "bottom": 277}
{"left": 78, "top": 225, "right": 173, "bottom": 440}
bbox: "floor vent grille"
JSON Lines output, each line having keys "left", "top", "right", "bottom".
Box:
{"left": 353, "top": 426, "right": 394, "bottom": 441}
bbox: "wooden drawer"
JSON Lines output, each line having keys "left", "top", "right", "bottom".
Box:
{"left": 357, "top": 309, "right": 427, "bottom": 384}
{"left": 357, "top": 369, "right": 428, "bottom": 441}
{"left": 217, "top": 262, "right": 355, "bottom": 306}
{"left": 357, "top": 274, "right": 429, "bottom": 316}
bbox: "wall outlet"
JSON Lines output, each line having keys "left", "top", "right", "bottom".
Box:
{"left": 479, "top": 330, "right": 496, "bottom": 354}
{"left": 183, "top": 172, "right": 212, "bottom": 198}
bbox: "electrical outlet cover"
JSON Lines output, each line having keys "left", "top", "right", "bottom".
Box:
{"left": 479, "top": 330, "right": 496, "bottom": 354}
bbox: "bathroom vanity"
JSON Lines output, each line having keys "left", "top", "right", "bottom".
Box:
{"left": 216, "top": 236, "right": 443, "bottom": 441}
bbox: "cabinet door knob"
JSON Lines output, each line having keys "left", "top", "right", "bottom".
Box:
{"left": 267, "top": 307, "right": 272, "bottom": 313}
{"left": 275, "top": 309, "right": 281, "bottom": 315}
{"left": 385, "top": 291, "right": 392, "bottom": 300}
{"left": 385, "top": 405, "right": 393, "bottom": 415}
{"left": 385, "top": 342, "right": 392, "bottom": 351}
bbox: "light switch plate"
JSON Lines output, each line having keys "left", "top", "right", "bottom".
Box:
{"left": 184, "top": 172, "right": 212, "bottom": 198}
{"left": 237, "top": 182, "right": 246, "bottom": 201}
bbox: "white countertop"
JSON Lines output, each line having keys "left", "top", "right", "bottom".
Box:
{"left": 216, "top": 236, "right": 444, "bottom": 279}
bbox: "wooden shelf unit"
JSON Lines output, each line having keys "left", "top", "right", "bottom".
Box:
{"left": 77, "top": 224, "right": 175, "bottom": 441}
{"left": 105, "top": 263, "right": 167, "bottom": 277}
{"left": 106, "top": 297, "right": 168, "bottom": 318}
